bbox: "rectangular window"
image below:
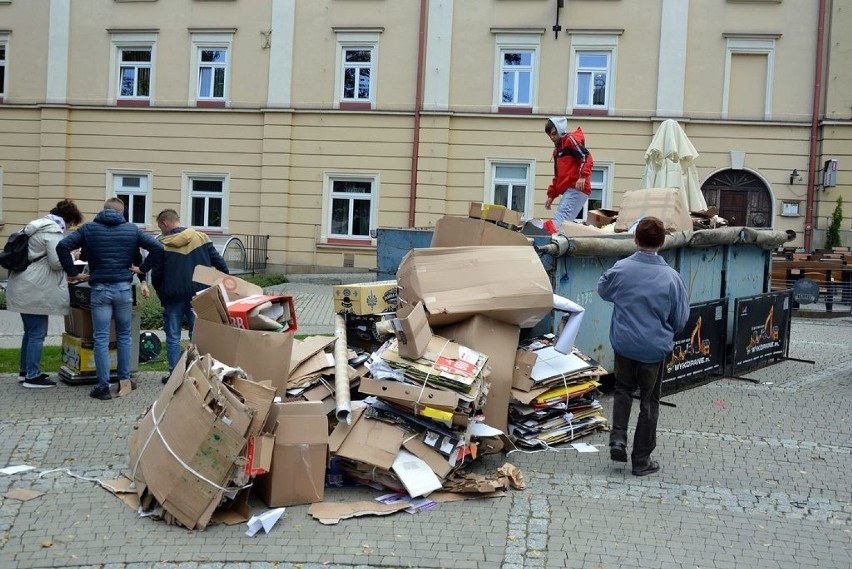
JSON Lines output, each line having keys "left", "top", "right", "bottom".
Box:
{"left": 491, "top": 164, "right": 530, "bottom": 217}
{"left": 334, "top": 29, "right": 381, "bottom": 110}
{"left": 112, "top": 173, "right": 150, "bottom": 226}
{"left": 188, "top": 176, "right": 227, "bottom": 230}
{"left": 330, "top": 179, "right": 373, "bottom": 239}
{"left": 575, "top": 51, "right": 610, "bottom": 109}
{"left": 198, "top": 48, "right": 227, "bottom": 99}
{"left": 342, "top": 47, "right": 373, "bottom": 102}
{"left": 576, "top": 166, "right": 610, "bottom": 221}
{"left": 0, "top": 40, "right": 6, "bottom": 99}
{"left": 500, "top": 50, "right": 533, "bottom": 106}
{"left": 119, "top": 48, "right": 152, "bottom": 99}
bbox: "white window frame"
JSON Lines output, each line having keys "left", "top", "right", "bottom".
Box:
{"left": 0, "top": 165, "right": 4, "bottom": 220}
{"left": 577, "top": 163, "right": 614, "bottom": 221}
{"left": 182, "top": 172, "right": 229, "bottom": 233}
{"left": 492, "top": 31, "right": 543, "bottom": 112}
{"left": 722, "top": 34, "right": 777, "bottom": 120}
{"left": 322, "top": 172, "right": 379, "bottom": 243}
{"left": 108, "top": 170, "right": 153, "bottom": 229}
{"left": 0, "top": 33, "right": 8, "bottom": 100}
{"left": 485, "top": 158, "right": 535, "bottom": 219}
{"left": 188, "top": 30, "right": 234, "bottom": 106}
{"left": 333, "top": 29, "right": 382, "bottom": 109}
{"left": 108, "top": 31, "right": 158, "bottom": 105}
{"left": 567, "top": 32, "right": 620, "bottom": 115}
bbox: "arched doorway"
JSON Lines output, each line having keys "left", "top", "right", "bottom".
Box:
{"left": 701, "top": 170, "right": 773, "bottom": 227}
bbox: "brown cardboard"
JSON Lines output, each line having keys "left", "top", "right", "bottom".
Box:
{"left": 392, "top": 301, "right": 432, "bottom": 360}
{"left": 436, "top": 315, "right": 521, "bottom": 434}
{"left": 308, "top": 501, "right": 409, "bottom": 525}
{"left": 511, "top": 349, "right": 539, "bottom": 392}
{"left": 254, "top": 401, "right": 329, "bottom": 507}
{"left": 63, "top": 307, "right": 116, "bottom": 340}
{"left": 396, "top": 246, "right": 552, "bottom": 328}
{"left": 587, "top": 208, "right": 619, "bottom": 228}
{"left": 245, "top": 434, "right": 275, "bottom": 476}
{"left": 193, "top": 318, "right": 294, "bottom": 392}
{"left": 468, "top": 202, "right": 523, "bottom": 227}
{"left": 334, "top": 413, "right": 408, "bottom": 471}
{"left": 332, "top": 280, "right": 399, "bottom": 315}
{"left": 192, "top": 265, "right": 263, "bottom": 300}
{"left": 190, "top": 284, "right": 230, "bottom": 325}
{"left": 61, "top": 333, "right": 117, "bottom": 373}
{"left": 403, "top": 437, "right": 452, "bottom": 479}
{"left": 431, "top": 216, "right": 530, "bottom": 248}
{"left": 229, "top": 377, "right": 276, "bottom": 437}
{"left": 614, "top": 187, "right": 693, "bottom": 233}
{"left": 128, "top": 353, "right": 253, "bottom": 530}
{"left": 358, "top": 375, "right": 462, "bottom": 410}
{"left": 226, "top": 294, "right": 296, "bottom": 332}
{"left": 558, "top": 222, "right": 612, "bottom": 238}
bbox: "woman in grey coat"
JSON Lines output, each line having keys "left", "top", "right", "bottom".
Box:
{"left": 6, "top": 200, "right": 83, "bottom": 388}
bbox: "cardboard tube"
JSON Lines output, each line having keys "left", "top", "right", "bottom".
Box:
{"left": 334, "top": 314, "right": 352, "bottom": 424}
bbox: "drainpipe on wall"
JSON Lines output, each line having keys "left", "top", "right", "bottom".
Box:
{"left": 408, "top": 0, "right": 429, "bottom": 228}
{"left": 804, "top": 0, "right": 827, "bottom": 252}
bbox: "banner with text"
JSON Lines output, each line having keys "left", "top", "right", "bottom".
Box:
{"left": 730, "top": 290, "right": 792, "bottom": 376}
{"left": 663, "top": 299, "right": 727, "bottom": 388}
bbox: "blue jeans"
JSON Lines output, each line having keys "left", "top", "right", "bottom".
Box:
{"left": 554, "top": 188, "right": 589, "bottom": 226}
{"left": 163, "top": 300, "right": 195, "bottom": 372}
{"left": 91, "top": 282, "right": 133, "bottom": 389}
{"left": 20, "top": 313, "right": 49, "bottom": 380}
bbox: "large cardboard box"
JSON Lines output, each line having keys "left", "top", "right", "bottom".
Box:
{"left": 63, "top": 307, "right": 116, "bottom": 341}
{"left": 436, "top": 315, "right": 521, "bottom": 434}
{"left": 469, "top": 202, "right": 523, "bottom": 227}
{"left": 587, "top": 208, "right": 619, "bottom": 228}
{"left": 332, "top": 280, "right": 399, "bottom": 315}
{"left": 255, "top": 401, "right": 328, "bottom": 507}
{"left": 614, "top": 188, "right": 692, "bottom": 233}
{"left": 396, "top": 246, "right": 552, "bottom": 328}
{"left": 431, "top": 216, "right": 531, "bottom": 248}
{"left": 193, "top": 318, "right": 294, "bottom": 394}
{"left": 226, "top": 294, "right": 297, "bottom": 332}
{"left": 128, "top": 353, "right": 255, "bottom": 530}
{"left": 61, "top": 333, "right": 117, "bottom": 373}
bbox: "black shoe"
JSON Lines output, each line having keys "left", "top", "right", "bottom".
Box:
{"left": 89, "top": 386, "right": 112, "bottom": 400}
{"left": 161, "top": 374, "right": 170, "bottom": 384}
{"left": 23, "top": 374, "right": 56, "bottom": 389}
{"left": 609, "top": 443, "right": 627, "bottom": 463}
{"left": 632, "top": 460, "right": 660, "bottom": 477}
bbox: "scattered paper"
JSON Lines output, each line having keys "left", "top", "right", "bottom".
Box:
{"left": 3, "top": 488, "right": 45, "bottom": 502}
{"left": 376, "top": 492, "right": 438, "bottom": 514}
{"left": 530, "top": 347, "right": 592, "bottom": 381}
{"left": 467, "top": 422, "right": 503, "bottom": 437}
{"left": 118, "top": 379, "right": 133, "bottom": 397}
{"left": 245, "top": 507, "right": 286, "bottom": 537}
{"left": 571, "top": 442, "right": 599, "bottom": 453}
{"left": 308, "top": 501, "right": 408, "bottom": 525}
{"left": 0, "top": 465, "right": 36, "bottom": 475}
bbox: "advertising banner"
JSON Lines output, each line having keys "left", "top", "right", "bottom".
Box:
{"left": 730, "top": 291, "right": 792, "bottom": 376}
{"left": 663, "top": 299, "right": 727, "bottom": 388}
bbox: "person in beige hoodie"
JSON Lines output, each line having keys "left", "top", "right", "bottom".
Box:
{"left": 6, "top": 199, "right": 83, "bottom": 388}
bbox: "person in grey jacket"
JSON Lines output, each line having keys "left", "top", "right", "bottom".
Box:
{"left": 6, "top": 199, "right": 83, "bottom": 388}
{"left": 597, "top": 216, "right": 690, "bottom": 476}
{"left": 56, "top": 198, "right": 163, "bottom": 401}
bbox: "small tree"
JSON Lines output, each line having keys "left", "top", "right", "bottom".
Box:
{"left": 824, "top": 196, "right": 843, "bottom": 249}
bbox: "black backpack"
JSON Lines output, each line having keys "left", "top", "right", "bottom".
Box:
{"left": 0, "top": 230, "right": 45, "bottom": 272}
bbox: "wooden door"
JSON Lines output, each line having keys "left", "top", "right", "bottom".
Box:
{"left": 720, "top": 191, "right": 748, "bottom": 226}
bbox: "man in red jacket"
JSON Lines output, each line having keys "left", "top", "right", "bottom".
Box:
{"left": 544, "top": 117, "right": 594, "bottom": 226}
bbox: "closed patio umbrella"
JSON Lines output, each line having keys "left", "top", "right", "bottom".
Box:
{"left": 640, "top": 119, "right": 708, "bottom": 211}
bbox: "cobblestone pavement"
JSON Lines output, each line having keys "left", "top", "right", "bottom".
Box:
{"left": 0, "top": 311, "right": 850, "bottom": 569}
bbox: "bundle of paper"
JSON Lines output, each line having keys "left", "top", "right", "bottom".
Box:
{"left": 510, "top": 413, "right": 608, "bottom": 448}
{"left": 375, "top": 335, "right": 488, "bottom": 396}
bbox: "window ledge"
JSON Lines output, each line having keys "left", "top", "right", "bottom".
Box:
{"left": 571, "top": 108, "right": 608, "bottom": 116}
{"left": 339, "top": 101, "right": 372, "bottom": 111}
{"left": 197, "top": 100, "right": 227, "bottom": 108}
{"left": 498, "top": 106, "right": 533, "bottom": 115}
{"left": 320, "top": 239, "right": 376, "bottom": 250}
{"left": 117, "top": 99, "right": 151, "bottom": 107}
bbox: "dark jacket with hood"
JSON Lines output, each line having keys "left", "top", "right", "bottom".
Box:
{"left": 151, "top": 227, "right": 229, "bottom": 305}
{"left": 56, "top": 208, "right": 163, "bottom": 284}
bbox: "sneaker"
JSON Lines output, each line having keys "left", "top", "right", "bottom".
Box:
{"left": 17, "top": 374, "right": 26, "bottom": 383}
{"left": 89, "top": 386, "right": 112, "bottom": 401}
{"left": 631, "top": 460, "right": 660, "bottom": 477}
{"left": 23, "top": 374, "right": 57, "bottom": 389}
{"left": 161, "top": 375, "right": 171, "bottom": 385}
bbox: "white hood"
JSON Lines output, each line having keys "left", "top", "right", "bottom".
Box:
{"left": 548, "top": 116, "right": 569, "bottom": 137}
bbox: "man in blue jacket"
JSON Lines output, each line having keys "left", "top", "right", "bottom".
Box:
{"left": 151, "top": 208, "right": 229, "bottom": 383}
{"left": 57, "top": 198, "right": 164, "bottom": 401}
{"left": 597, "top": 216, "right": 690, "bottom": 476}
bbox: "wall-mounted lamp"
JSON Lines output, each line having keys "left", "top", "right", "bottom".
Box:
{"left": 789, "top": 169, "right": 803, "bottom": 185}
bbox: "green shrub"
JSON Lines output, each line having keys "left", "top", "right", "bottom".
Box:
{"left": 242, "top": 273, "right": 288, "bottom": 288}
{"left": 138, "top": 287, "right": 164, "bottom": 331}
{"left": 0, "top": 289, "right": 5, "bottom": 310}
{"left": 824, "top": 197, "right": 843, "bottom": 250}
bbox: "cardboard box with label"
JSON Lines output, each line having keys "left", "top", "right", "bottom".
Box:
{"left": 396, "top": 246, "right": 553, "bottom": 328}
{"left": 468, "top": 202, "right": 523, "bottom": 228}
{"left": 614, "top": 188, "right": 693, "bottom": 233}
{"left": 431, "top": 216, "right": 531, "bottom": 248}
{"left": 226, "top": 294, "right": 297, "bottom": 332}
{"left": 332, "top": 280, "right": 399, "bottom": 315}
{"left": 61, "top": 333, "right": 117, "bottom": 373}
{"left": 586, "top": 208, "right": 619, "bottom": 228}
{"left": 255, "top": 401, "right": 329, "bottom": 507}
